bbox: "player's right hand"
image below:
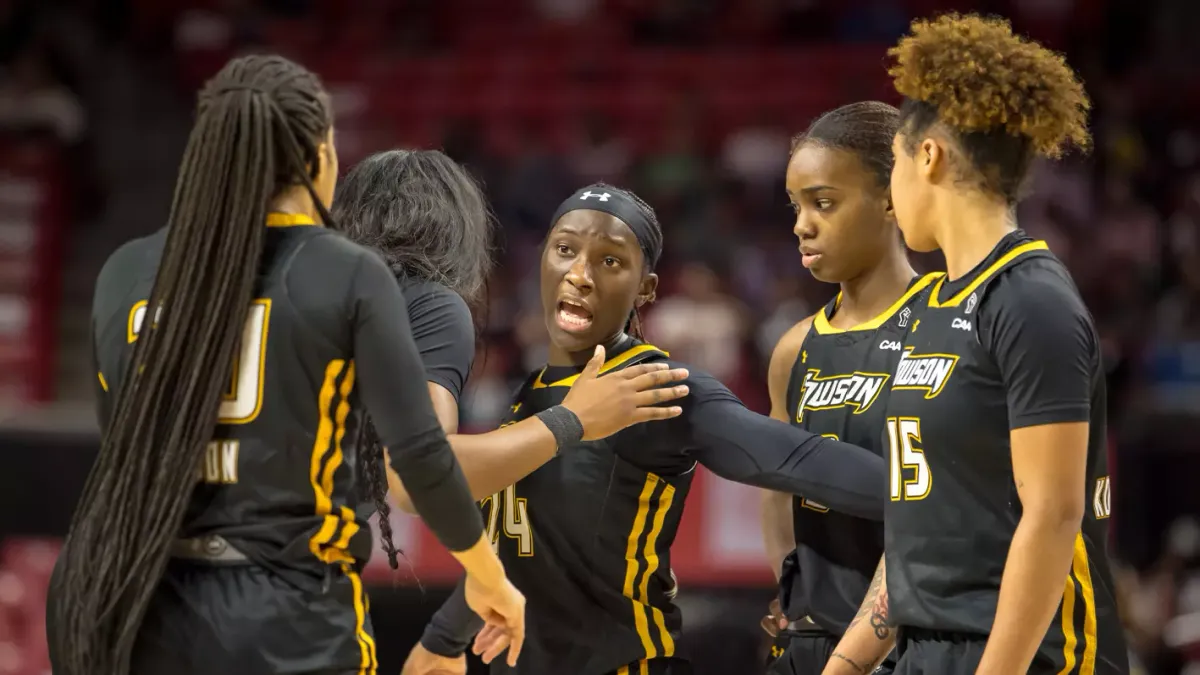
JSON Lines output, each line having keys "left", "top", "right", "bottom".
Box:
{"left": 563, "top": 345, "right": 690, "bottom": 441}
{"left": 463, "top": 572, "right": 526, "bottom": 667}
{"left": 760, "top": 598, "right": 788, "bottom": 637}
{"left": 400, "top": 643, "right": 466, "bottom": 675}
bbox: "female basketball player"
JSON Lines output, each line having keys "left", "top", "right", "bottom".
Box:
{"left": 334, "top": 150, "right": 692, "bottom": 574}
{"left": 404, "top": 182, "right": 892, "bottom": 675}
{"left": 824, "top": 15, "right": 1129, "bottom": 675}
{"left": 46, "top": 55, "right": 527, "bottom": 675}
{"left": 760, "top": 101, "right": 942, "bottom": 675}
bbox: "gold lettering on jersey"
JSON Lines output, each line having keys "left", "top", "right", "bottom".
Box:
{"left": 892, "top": 349, "right": 959, "bottom": 399}
{"left": 197, "top": 440, "right": 239, "bottom": 484}
{"left": 1093, "top": 475, "right": 1111, "bottom": 519}
{"left": 128, "top": 298, "right": 272, "bottom": 424}
{"left": 796, "top": 370, "right": 890, "bottom": 423}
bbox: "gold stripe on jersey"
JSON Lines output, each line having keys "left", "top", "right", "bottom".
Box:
{"left": 641, "top": 480, "right": 677, "bottom": 657}
{"left": 813, "top": 272, "right": 943, "bottom": 335}
{"left": 309, "top": 359, "right": 357, "bottom": 564}
{"left": 533, "top": 344, "right": 669, "bottom": 389}
{"left": 345, "top": 567, "right": 378, "bottom": 674}
{"left": 928, "top": 241, "right": 1050, "bottom": 308}
{"left": 265, "top": 212, "right": 318, "bottom": 227}
{"left": 97, "top": 371, "right": 108, "bottom": 392}
{"left": 623, "top": 473, "right": 677, "bottom": 660}
{"left": 1057, "top": 533, "right": 1097, "bottom": 674}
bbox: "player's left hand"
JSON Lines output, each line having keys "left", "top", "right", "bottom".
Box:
{"left": 400, "top": 643, "right": 466, "bottom": 675}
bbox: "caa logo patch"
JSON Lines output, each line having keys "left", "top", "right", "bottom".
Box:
{"left": 879, "top": 340, "right": 902, "bottom": 351}
{"left": 951, "top": 318, "right": 972, "bottom": 332}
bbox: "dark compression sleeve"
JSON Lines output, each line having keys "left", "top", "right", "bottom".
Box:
{"left": 420, "top": 579, "right": 485, "bottom": 657}
{"left": 350, "top": 251, "right": 484, "bottom": 552}
{"left": 685, "top": 372, "right": 886, "bottom": 521}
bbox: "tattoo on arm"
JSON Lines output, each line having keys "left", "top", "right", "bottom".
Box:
{"left": 847, "top": 560, "right": 893, "bottom": 641}
{"left": 830, "top": 652, "right": 872, "bottom": 674}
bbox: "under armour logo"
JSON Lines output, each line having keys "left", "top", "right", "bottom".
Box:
{"left": 580, "top": 191, "right": 611, "bottom": 201}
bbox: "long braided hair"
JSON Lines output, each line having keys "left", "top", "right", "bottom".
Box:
{"left": 48, "top": 55, "right": 335, "bottom": 675}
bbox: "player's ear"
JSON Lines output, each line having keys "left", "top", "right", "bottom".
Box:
{"left": 637, "top": 272, "right": 659, "bottom": 306}
{"left": 919, "top": 137, "right": 944, "bottom": 184}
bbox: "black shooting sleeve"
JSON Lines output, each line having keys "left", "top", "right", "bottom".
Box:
{"left": 351, "top": 252, "right": 484, "bottom": 552}
{"left": 420, "top": 579, "right": 486, "bottom": 657}
{"left": 685, "top": 374, "right": 886, "bottom": 521}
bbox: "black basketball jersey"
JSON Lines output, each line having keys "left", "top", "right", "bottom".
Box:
{"left": 779, "top": 273, "right": 941, "bottom": 635}
{"left": 484, "top": 341, "right": 691, "bottom": 675}
{"left": 91, "top": 216, "right": 386, "bottom": 588}
{"left": 883, "top": 234, "right": 1128, "bottom": 673}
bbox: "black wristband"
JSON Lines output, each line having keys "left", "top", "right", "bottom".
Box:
{"left": 535, "top": 405, "right": 584, "bottom": 452}
{"left": 420, "top": 622, "right": 472, "bottom": 658}
{"left": 419, "top": 580, "right": 486, "bottom": 657}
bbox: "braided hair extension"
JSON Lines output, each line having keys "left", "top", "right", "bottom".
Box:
{"left": 48, "top": 55, "right": 334, "bottom": 675}
{"left": 357, "top": 418, "right": 402, "bottom": 569}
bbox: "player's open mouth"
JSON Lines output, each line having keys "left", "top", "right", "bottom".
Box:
{"left": 556, "top": 299, "right": 593, "bottom": 333}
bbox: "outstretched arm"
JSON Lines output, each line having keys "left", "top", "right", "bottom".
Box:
{"left": 823, "top": 558, "right": 895, "bottom": 675}
{"left": 686, "top": 372, "right": 886, "bottom": 520}
{"left": 392, "top": 348, "right": 689, "bottom": 512}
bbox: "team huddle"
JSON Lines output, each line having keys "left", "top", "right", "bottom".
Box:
{"left": 44, "top": 11, "right": 1130, "bottom": 675}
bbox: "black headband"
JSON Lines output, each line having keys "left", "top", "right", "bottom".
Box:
{"left": 550, "top": 186, "right": 661, "bottom": 270}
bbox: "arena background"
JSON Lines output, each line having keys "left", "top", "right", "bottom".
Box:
{"left": 0, "top": 0, "right": 1198, "bottom": 672}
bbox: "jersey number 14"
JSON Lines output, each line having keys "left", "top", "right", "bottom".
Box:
{"left": 129, "top": 298, "right": 271, "bottom": 425}
{"left": 887, "top": 417, "right": 932, "bottom": 501}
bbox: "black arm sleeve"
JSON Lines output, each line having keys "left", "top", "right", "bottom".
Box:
{"left": 979, "top": 263, "right": 1098, "bottom": 430}
{"left": 419, "top": 579, "right": 486, "bottom": 657}
{"left": 405, "top": 281, "right": 475, "bottom": 402}
{"left": 350, "top": 252, "right": 484, "bottom": 552}
{"left": 684, "top": 373, "right": 886, "bottom": 521}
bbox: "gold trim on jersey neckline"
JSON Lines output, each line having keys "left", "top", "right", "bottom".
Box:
{"left": 928, "top": 240, "right": 1049, "bottom": 308}
{"left": 531, "top": 343, "right": 668, "bottom": 389}
{"left": 813, "top": 272, "right": 944, "bottom": 335}
{"left": 266, "top": 212, "right": 318, "bottom": 227}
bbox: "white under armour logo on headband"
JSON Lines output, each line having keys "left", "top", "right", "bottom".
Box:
{"left": 580, "top": 191, "right": 611, "bottom": 201}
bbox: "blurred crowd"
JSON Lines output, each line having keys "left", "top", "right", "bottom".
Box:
{"left": 2, "top": 0, "right": 1200, "bottom": 672}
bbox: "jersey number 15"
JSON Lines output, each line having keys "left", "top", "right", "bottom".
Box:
{"left": 129, "top": 298, "right": 271, "bottom": 425}
{"left": 887, "top": 417, "right": 932, "bottom": 501}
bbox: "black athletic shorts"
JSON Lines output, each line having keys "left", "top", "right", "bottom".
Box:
{"left": 606, "top": 657, "right": 692, "bottom": 675}
{"left": 131, "top": 559, "right": 377, "bottom": 675}
{"left": 892, "top": 628, "right": 986, "bottom": 675}
{"left": 767, "top": 629, "right": 896, "bottom": 675}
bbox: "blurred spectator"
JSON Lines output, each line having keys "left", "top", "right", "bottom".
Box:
{"left": 499, "top": 125, "right": 576, "bottom": 235}
{"left": 645, "top": 262, "right": 746, "bottom": 382}
{"left": 532, "top": 0, "right": 599, "bottom": 24}
{"left": 0, "top": 48, "right": 85, "bottom": 145}
{"left": 570, "top": 112, "right": 632, "bottom": 186}
{"left": 720, "top": 111, "right": 789, "bottom": 197}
